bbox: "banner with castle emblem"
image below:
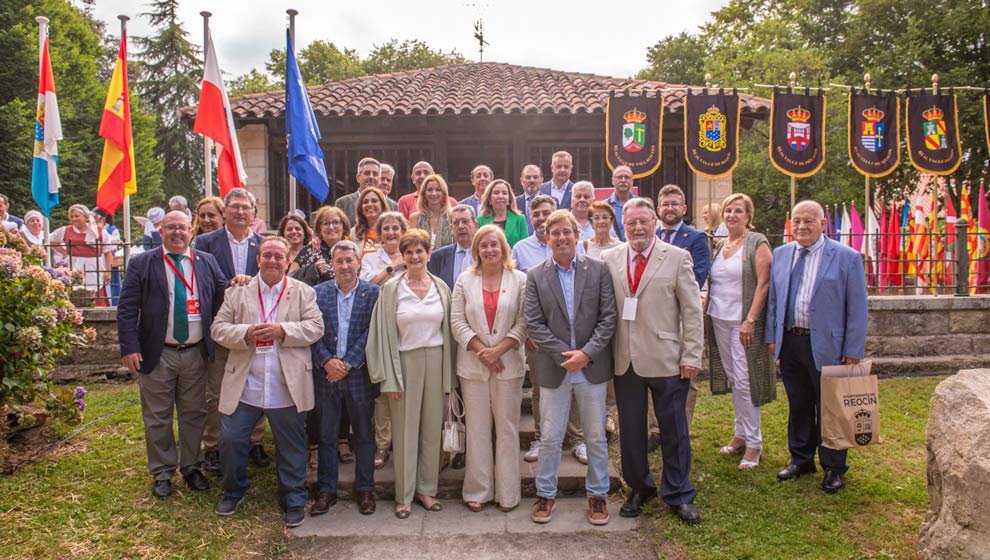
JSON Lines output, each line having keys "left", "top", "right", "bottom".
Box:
{"left": 906, "top": 90, "right": 961, "bottom": 175}
{"left": 769, "top": 88, "right": 826, "bottom": 178}
{"left": 848, "top": 90, "right": 900, "bottom": 178}
{"left": 683, "top": 89, "right": 740, "bottom": 178}
{"left": 605, "top": 91, "right": 663, "bottom": 179}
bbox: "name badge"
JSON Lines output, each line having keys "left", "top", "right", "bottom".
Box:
{"left": 255, "top": 339, "right": 275, "bottom": 354}
{"left": 622, "top": 297, "right": 638, "bottom": 321}
{"left": 186, "top": 299, "right": 202, "bottom": 322}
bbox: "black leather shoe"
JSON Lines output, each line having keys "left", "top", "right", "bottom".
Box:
{"left": 776, "top": 462, "right": 816, "bottom": 481}
{"left": 646, "top": 432, "right": 662, "bottom": 454}
{"left": 310, "top": 492, "right": 338, "bottom": 515}
{"left": 152, "top": 479, "right": 172, "bottom": 499}
{"left": 619, "top": 489, "right": 657, "bottom": 518}
{"left": 249, "top": 444, "right": 271, "bottom": 468}
{"left": 183, "top": 469, "right": 210, "bottom": 492}
{"left": 670, "top": 503, "right": 701, "bottom": 525}
{"left": 451, "top": 452, "right": 466, "bottom": 470}
{"left": 203, "top": 450, "right": 221, "bottom": 475}
{"left": 822, "top": 469, "right": 845, "bottom": 494}
{"left": 284, "top": 507, "right": 306, "bottom": 528}
{"left": 215, "top": 496, "right": 244, "bottom": 516}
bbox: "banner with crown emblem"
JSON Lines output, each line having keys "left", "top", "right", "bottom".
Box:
{"left": 683, "top": 89, "right": 740, "bottom": 178}
{"left": 848, "top": 90, "right": 900, "bottom": 178}
{"left": 769, "top": 88, "right": 826, "bottom": 178}
{"left": 906, "top": 90, "right": 961, "bottom": 175}
{"left": 605, "top": 91, "right": 663, "bottom": 179}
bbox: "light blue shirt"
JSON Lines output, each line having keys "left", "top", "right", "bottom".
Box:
{"left": 607, "top": 192, "right": 638, "bottom": 241}
{"left": 459, "top": 194, "right": 481, "bottom": 214}
{"left": 554, "top": 257, "right": 586, "bottom": 384}
{"left": 336, "top": 284, "right": 356, "bottom": 360}
{"left": 453, "top": 243, "right": 473, "bottom": 280}
{"left": 512, "top": 234, "right": 584, "bottom": 272}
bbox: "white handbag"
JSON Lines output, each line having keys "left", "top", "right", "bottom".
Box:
{"left": 442, "top": 390, "right": 466, "bottom": 454}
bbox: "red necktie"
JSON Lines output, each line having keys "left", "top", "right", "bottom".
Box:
{"left": 630, "top": 254, "right": 647, "bottom": 293}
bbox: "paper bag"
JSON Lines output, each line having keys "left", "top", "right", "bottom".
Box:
{"left": 820, "top": 361, "right": 881, "bottom": 450}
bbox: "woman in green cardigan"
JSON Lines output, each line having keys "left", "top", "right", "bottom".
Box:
{"left": 367, "top": 228, "right": 455, "bottom": 519}
{"left": 476, "top": 179, "right": 528, "bottom": 247}
{"left": 705, "top": 193, "right": 774, "bottom": 471}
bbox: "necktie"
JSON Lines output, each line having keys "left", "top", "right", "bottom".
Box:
{"left": 168, "top": 253, "right": 188, "bottom": 343}
{"left": 784, "top": 247, "right": 810, "bottom": 330}
{"left": 631, "top": 253, "right": 647, "bottom": 293}
{"left": 663, "top": 229, "right": 675, "bottom": 243}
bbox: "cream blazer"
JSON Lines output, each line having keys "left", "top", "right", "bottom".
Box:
{"left": 450, "top": 268, "right": 528, "bottom": 380}
{"left": 601, "top": 242, "right": 703, "bottom": 378}
{"left": 210, "top": 276, "right": 324, "bottom": 414}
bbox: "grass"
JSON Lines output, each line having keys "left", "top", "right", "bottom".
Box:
{"left": 647, "top": 375, "right": 941, "bottom": 560}
{"left": 0, "top": 376, "right": 942, "bottom": 559}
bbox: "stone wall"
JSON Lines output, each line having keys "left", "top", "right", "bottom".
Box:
{"left": 59, "top": 295, "right": 990, "bottom": 381}
{"left": 237, "top": 123, "right": 269, "bottom": 224}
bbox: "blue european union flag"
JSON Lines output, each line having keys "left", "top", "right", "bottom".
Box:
{"left": 285, "top": 30, "right": 329, "bottom": 203}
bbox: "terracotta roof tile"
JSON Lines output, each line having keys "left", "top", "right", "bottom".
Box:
{"left": 183, "top": 62, "right": 769, "bottom": 120}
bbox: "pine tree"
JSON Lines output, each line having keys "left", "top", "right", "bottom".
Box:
{"left": 134, "top": 0, "right": 202, "bottom": 203}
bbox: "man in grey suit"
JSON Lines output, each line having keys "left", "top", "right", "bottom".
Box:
{"left": 525, "top": 210, "right": 617, "bottom": 527}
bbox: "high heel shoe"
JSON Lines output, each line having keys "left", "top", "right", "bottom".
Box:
{"left": 719, "top": 439, "right": 745, "bottom": 456}
{"left": 738, "top": 448, "right": 761, "bottom": 470}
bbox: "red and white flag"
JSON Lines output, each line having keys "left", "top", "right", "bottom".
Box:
{"left": 194, "top": 35, "right": 246, "bottom": 197}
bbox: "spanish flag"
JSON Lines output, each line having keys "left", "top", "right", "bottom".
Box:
{"left": 95, "top": 30, "right": 136, "bottom": 214}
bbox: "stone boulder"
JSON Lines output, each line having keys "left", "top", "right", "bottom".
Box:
{"left": 918, "top": 369, "right": 990, "bottom": 560}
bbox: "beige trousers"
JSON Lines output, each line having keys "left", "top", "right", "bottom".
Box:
{"left": 374, "top": 394, "right": 392, "bottom": 450}
{"left": 390, "top": 346, "right": 444, "bottom": 505}
{"left": 203, "top": 346, "right": 265, "bottom": 450}
{"left": 460, "top": 374, "right": 523, "bottom": 508}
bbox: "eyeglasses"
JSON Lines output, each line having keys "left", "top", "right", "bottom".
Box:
{"left": 320, "top": 220, "right": 343, "bottom": 227}
{"left": 624, "top": 218, "right": 654, "bottom": 227}
{"left": 227, "top": 203, "right": 253, "bottom": 212}
{"left": 161, "top": 224, "right": 191, "bottom": 232}
{"left": 658, "top": 202, "right": 682, "bottom": 209}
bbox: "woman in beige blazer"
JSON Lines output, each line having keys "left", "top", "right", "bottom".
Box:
{"left": 450, "top": 225, "right": 528, "bottom": 512}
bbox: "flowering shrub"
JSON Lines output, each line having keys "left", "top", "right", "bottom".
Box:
{"left": 0, "top": 228, "right": 92, "bottom": 428}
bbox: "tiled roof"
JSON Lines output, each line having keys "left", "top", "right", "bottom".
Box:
{"left": 197, "top": 62, "right": 769, "bottom": 120}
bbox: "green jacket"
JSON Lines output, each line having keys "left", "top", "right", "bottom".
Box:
{"left": 477, "top": 211, "right": 528, "bottom": 248}
{"left": 366, "top": 271, "right": 455, "bottom": 394}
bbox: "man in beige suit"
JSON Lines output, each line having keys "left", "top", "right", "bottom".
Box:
{"left": 601, "top": 198, "right": 704, "bottom": 525}
{"left": 210, "top": 236, "right": 324, "bottom": 528}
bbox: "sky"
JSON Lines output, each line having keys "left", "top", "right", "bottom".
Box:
{"left": 87, "top": 0, "right": 728, "bottom": 80}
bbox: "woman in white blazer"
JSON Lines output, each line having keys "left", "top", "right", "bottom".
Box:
{"left": 450, "top": 225, "right": 528, "bottom": 512}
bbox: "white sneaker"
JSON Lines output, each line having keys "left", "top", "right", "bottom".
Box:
{"left": 524, "top": 440, "right": 540, "bottom": 462}
{"left": 573, "top": 442, "right": 588, "bottom": 465}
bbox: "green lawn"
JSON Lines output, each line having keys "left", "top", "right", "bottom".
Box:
{"left": 0, "top": 376, "right": 940, "bottom": 559}
{"left": 649, "top": 376, "right": 939, "bottom": 560}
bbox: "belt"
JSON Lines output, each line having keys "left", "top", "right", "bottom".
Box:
{"left": 786, "top": 327, "right": 810, "bottom": 336}
{"left": 164, "top": 341, "right": 202, "bottom": 351}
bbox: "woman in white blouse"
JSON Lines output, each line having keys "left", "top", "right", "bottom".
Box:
{"left": 360, "top": 211, "right": 408, "bottom": 286}
{"left": 450, "top": 225, "right": 527, "bottom": 512}
{"left": 50, "top": 204, "right": 114, "bottom": 292}
{"left": 19, "top": 210, "right": 46, "bottom": 246}
{"left": 367, "top": 229, "right": 454, "bottom": 519}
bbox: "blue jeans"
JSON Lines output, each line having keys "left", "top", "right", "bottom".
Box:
{"left": 220, "top": 403, "right": 308, "bottom": 510}
{"left": 315, "top": 370, "right": 377, "bottom": 494}
{"left": 535, "top": 379, "right": 609, "bottom": 498}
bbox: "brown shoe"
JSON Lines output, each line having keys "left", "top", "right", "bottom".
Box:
{"left": 310, "top": 492, "right": 337, "bottom": 516}
{"left": 356, "top": 491, "right": 376, "bottom": 515}
{"left": 588, "top": 496, "right": 610, "bottom": 525}
{"left": 531, "top": 497, "right": 555, "bottom": 523}
{"left": 374, "top": 448, "right": 389, "bottom": 470}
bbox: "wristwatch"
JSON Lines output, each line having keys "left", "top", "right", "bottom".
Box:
{"left": 385, "top": 265, "right": 394, "bottom": 274}
{"left": 743, "top": 317, "right": 756, "bottom": 324}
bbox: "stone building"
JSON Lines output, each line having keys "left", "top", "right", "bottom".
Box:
{"left": 185, "top": 62, "right": 770, "bottom": 225}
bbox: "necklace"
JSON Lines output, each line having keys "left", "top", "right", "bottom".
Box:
{"left": 723, "top": 234, "right": 746, "bottom": 252}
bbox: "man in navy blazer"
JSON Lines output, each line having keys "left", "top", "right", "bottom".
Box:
{"left": 765, "top": 200, "right": 867, "bottom": 494}
{"left": 118, "top": 211, "right": 228, "bottom": 499}
{"left": 310, "top": 240, "right": 381, "bottom": 516}
{"left": 656, "top": 185, "right": 711, "bottom": 289}
{"left": 517, "top": 164, "right": 544, "bottom": 234}
{"left": 427, "top": 205, "right": 478, "bottom": 289}
{"left": 192, "top": 187, "right": 267, "bottom": 471}
{"left": 538, "top": 151, "right": 575, "bottom": 210}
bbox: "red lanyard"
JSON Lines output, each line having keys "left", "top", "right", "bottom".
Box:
{"left": 258, "top": 279, "right": 287, "bottom": 323}
{"left": 163, "top": 249, "right": 195, "bottom": 293}
{"left": 626, "top": 241, "right": 656, "bottom": 294}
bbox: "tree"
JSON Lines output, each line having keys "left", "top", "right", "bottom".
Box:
{"left": 134, "top": 0, "right": 202, "bottom": 204}
{"left": 228, "top": 68, "right": 275, "bottom": 97}
{"left": 362, "top": 39, "right": 467, "bottom": 75}
{"left": 264, "top": 40, "right": 363, "bottom": 86}
{"left": 635, "top": 32, "right": 708, "bottom": 85}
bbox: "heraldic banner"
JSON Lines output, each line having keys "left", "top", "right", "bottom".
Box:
{"left": 906, "top": 90, "right": 961, "bottom": 176}
{"left": 605, "top": 91, "right": 663, "bottom": 179}
{"left": 769, "top": 88, "right": 826, "bottom": 178}
{"left": 683, "top": 89, "right": 740, "bottom": 179}
{"left": 848, "top": 90, "right": 900, "bottom": 178}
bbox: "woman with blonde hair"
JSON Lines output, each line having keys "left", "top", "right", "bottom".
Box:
{"left": 703, "top": 201, "right": 728, "bottom": 239}
{"left": 409, "top": 174, "right": 454, "bottom": 248}
{"left": 352, "top": 187, "right": 388, "bottom": 255}
{"left": 192, "top": 196, "right": 225, "bottom": 238}
{"left": 450, "top": 225, "right": 528, "bottom": 512}
{"left": 476, "top": 179, "right": 527, "bottom": 247}
{"left": 705, "top": 192, "right": 774, "bottom": 470}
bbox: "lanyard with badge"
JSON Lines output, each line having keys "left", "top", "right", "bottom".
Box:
{"left": 623, "top": 242, "right": 655, "bottom": 321}
{"left": 163, "top": 249, "right": 201, "bottom": 322}
{"left": 256, "top": 280, "right": 287, "bottom": 353}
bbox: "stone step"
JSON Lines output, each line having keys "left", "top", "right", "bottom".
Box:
{"left": 323, "top": 447, "right": 620, "bottom": 500}
{"left": 871, "top": 354, "right": 990, "bottom": 376}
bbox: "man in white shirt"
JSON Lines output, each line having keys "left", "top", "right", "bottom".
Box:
{"left": 210, "top": 236, "right": 324, "bottom": 527}
{"left": 459, "top": 164, "right": 494, "bottom": 214}
{"left": 538, "top": 151, "right": 575, "bottom": 209}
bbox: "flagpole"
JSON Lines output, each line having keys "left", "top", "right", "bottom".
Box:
{"left": 35, "top": 16, "right": 53, "bottom": 267}
{"left": 788, "top": 72, "right": 798, "bottom": 209}
{"left": 201, "top": 11, "right": 213, "bottom": 198}
{"left": 287, "top": 8, "right": 298, "bottom": 214}
{"left": 862, "top": 74, "right": 873, "bottom": 288}
{"left": 118, "top": 14, "right": 132, "bottom": 266}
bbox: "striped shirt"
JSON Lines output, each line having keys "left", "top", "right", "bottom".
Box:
{"left": 789, "top": 236, "right": 827, "bottom": 329}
